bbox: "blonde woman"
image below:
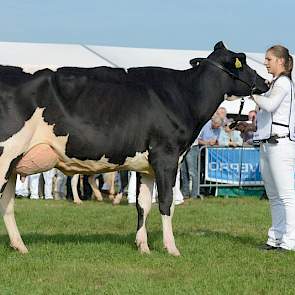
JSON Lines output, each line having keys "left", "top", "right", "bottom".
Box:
{"left": 252, "top": 45, "right": 295, "bottom": 251}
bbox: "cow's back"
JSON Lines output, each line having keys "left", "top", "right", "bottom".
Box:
{"left": 0, "top": 65, "right": 31, "bottom": 86}
{"left": 57, "top": 66, "right": 127, "bottom": 83}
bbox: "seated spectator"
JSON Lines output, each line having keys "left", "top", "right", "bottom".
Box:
{"left": 219, "top": 119, "right": 243, "bottom": 147}
{"left": 215, "top": 106, "right": 229, "bottom": 126}
{"left": 235, "top": 110, "right": 257, "bottom": 145}
{"left": 198, "top": 115, "right": 224, "bottom": 146}
{"left": 194, "top": 115, "right": 223, "bottom": 197}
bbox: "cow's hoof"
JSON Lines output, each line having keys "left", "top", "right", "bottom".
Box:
{"left": 137, "top": 243, "right": 150, "bottom": 254}
{"left": 164, "top": 245, "right": 181, "bottom": 256}
{"left": 10, "top": 243, "right": 29, "bottom": 254}
{"left": 73, "top": 200, "right": 83, "bottom": 205}
{"left": 135, "top": 238, "right": 150, "bottom": 254}
{"left": 112, "top": 193, "right": 122, "bottom": 205}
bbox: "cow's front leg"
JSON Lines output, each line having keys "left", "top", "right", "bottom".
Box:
{"left": 0, "top": 174, "right": 28, "bottom": 253}
{"left": 153, "top": 160, "right": 180, "bottom": 256}
{"left": 135, "top": 173, "right": 154, "bottom": 254}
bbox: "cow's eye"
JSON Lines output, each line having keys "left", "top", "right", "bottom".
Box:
{"left": 234, "top": 58, "right": 242, "bottom": 69}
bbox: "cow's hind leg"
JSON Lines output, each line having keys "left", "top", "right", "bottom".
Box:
{"left": 135, "top": 173, "right": 153, "bottom": 254}
{"left": 0, "top": 174, "right": 28, "bottom": 253}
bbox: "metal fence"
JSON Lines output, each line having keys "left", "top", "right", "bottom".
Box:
{"left": 197, "top": 145, "right": 264, "bottom": 196}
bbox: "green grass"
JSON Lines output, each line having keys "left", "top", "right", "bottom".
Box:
{"left": 0, "top": 197, "right": 295, "bottom": 294}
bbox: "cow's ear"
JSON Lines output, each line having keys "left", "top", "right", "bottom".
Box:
{"left": 214, "top": 41, "right": 226, "bottom": 51}
{"left": 190, "top": 57, "right": 204, "bottom": 67}
{"left": 232, "top": 53, "right": 246, "bottom": 69}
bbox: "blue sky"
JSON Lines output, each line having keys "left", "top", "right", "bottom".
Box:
{"left": 1, "top": 0, "right": 294, "bottom": 53}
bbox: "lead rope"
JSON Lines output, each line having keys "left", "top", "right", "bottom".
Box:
{"left": 229, "top": 97, "right": 245, "bottom": 129}
{"left": 229, "top": 96, "right": 246, "bottom": 186}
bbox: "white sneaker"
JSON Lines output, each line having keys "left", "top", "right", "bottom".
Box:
{"left": 175, "top": 200, "right": 184, "bottom": 205}
{"left": 30, "top": 196, "right": 40, "bottom": 200}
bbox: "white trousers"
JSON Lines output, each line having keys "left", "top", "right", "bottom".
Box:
{"left": 127, "top": 172, "right": 140, "bottom": 204}
{"left": 15, "top": 174, "right": 29, "bottom": 197}
{"left": 30, "top": 169, "right": 55, "bottom": 199}
{"left": 127, "top": 171, "right": 184, "bottom": 205}
{"left": 260, "top": 138, "right": 295, "bottom": 250}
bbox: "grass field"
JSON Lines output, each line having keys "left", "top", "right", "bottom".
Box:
{"left": 0, "top": 197, "right": 295, "bottom": 294}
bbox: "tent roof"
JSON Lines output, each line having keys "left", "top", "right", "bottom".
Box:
{"left": 0, "top": 42, "right": 113, "bottom": 73}
{"left": 88, "top": 45, "right": 210, "bottom": 70}
{"left": 0, "top": 41, "right": 273, "bottom": 77}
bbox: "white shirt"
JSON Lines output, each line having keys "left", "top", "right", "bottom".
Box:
{"left": 253, "top": 76, "right": 292, "bottom": 136}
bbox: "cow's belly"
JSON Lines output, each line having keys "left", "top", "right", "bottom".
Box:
{"left": 9, "top": 108, "right": 153, "bottom": 176}
{"left": 56, "top": 150, "right": 153, "bottom": 176}
{"left": 16, "top": 143, "right": 153, "bottom": 176}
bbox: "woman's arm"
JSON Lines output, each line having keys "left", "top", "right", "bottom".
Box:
{"left": 252, "top": 78, "right": 289, "bottom": 112}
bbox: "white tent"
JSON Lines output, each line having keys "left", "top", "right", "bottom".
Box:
{"left": 0, "top": 42, "right": 113, "bottom": 73}
{"left": 88, "top": 45, "right": 210, "bottom": 69}
{"left": 0, "top": 41, "right": 289, "bottom": 115}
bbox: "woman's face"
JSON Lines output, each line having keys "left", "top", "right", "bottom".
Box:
{"left": 264, "top": 50, "right": 285, "bottom": 77}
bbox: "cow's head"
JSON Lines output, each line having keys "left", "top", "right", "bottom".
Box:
{"left": 212, "top": 41, "right": 269, "bottom": 96}
{"left": 191, "top": 41, "right": 269, "bottom": 98}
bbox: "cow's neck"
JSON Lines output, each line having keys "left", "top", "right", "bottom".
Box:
{"left": 182, "top": 68, "right": 228, "bottom": 131}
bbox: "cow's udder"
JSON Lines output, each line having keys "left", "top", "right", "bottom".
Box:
{"left": 16, "top": 144, "right": 58, "bottom": 176}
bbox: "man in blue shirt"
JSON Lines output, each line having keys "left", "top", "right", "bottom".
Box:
{"left": 181, "top": 115, "right": 223, "bottom": 199}
{"left": 198, "top": 115, "right": 223, "bottom": 196}
{"left": 198, "top": 115, "right": 223, "bottom": 146}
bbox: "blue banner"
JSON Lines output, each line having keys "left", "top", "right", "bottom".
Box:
{"left": 205, "top": 147, "right": 263, "bottom": 184}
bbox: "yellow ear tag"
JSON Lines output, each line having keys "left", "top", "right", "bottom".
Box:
{"left": 235, "top": 58, "right": 242, "bottom": 69}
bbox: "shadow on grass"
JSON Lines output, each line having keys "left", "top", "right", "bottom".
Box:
{"left": 0, "top": 232, "right": 132, "bottom": 246}
{"left": 0, "top": 231, "right": 163, "bottom": 252}
{"left": 0, "top": 228, "right": 259, "bottom": 250}
{"left": 177, "top": 228, "right": 259, "bottom": 248}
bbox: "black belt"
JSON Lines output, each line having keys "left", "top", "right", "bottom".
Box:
{"left": 261, "top": 134, "right": 289, "bottom": 143}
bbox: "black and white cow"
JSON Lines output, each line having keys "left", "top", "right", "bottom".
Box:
{"left": 0, "top": 42, "right": 268, "bottom": 255}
